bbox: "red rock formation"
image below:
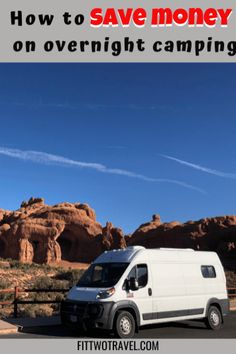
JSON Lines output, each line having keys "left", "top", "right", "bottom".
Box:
{"left": 1, "top": 199, "right": 236, "bottom": 269}
{"left": 0, "top": 198, "right": 125, "bottom": 264}
{"left": 127, "top": 214, "right": 236, "bottom": 270}
{"left": 102, "top": 222, "right": 126, "bottom": 250}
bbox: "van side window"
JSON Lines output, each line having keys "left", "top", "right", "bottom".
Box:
{"left": 201, "top": 265, "right": 216, "bottom": 278}
{"left": 127, "top": 267, "right": 136, "bottom": 281}
{"left": 126, "top": 264, "right": 148, "bottom": 289}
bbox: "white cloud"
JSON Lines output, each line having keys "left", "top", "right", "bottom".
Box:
{"left": 0, "top": 147, "right": 206, "bottom": 194}
{"left": 161, "top": 154, "right": 236, "bottom": 179}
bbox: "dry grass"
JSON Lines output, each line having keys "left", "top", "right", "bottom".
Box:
{"left": 0, "top": 258, "right": 86, "bottom": 318}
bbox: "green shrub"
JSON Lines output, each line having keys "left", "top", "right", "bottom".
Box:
{"left": 8, "top": 260, "right": 54, "bottom": 272}
{"left": 32, "top": 276, "right": 68, "bottom": 290}
{"left": 28, "top": 276, "right": 68, "bottom": 306}
{"left": 54, "top": 269, "right": 84, "bottom": 287}
{"left": 0, "top": 278, "right": 11, "bottom": 290}
{"left": 18, "top": 304, "right": 53, "bottom": 318}
{"left": 0, "top": 258, "right": 87, "bottom": 318}
{"left": 0, "top": 278, "right": 13, "bottom": 302}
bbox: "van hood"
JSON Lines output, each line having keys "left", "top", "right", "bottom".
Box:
{"left": 66, "top": 286, "right": 110, "bottom": 301}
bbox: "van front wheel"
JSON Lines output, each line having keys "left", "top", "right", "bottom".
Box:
{"left": 114, "top": 311, "right": 135, "bottom": 338}
{"left": 205, "top": 306, "right": 222, "bottom": 330}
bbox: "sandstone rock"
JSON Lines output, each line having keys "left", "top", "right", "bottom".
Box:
{"left": 0, "top": 197, "right": 125, "bottom": 264}
{"left": 1, "top": 199, "right": 236, "bottom": 270}
{"left": 102, "top": 222, "right": 127, "bottom": 250}
{"left": 152, "top": 214, "right": 161, "bottom": 224}
{"left": 21, "top": 197, "right": 44, "bottom": 208}
{"left": 127, "top": 215, "right": 236, "bottom": 270}
{"left": 0, "top": 224, "right": 11, "bottom": 232}
{"left": 76, "top": 204, "right": 96, "bottom": 221}
{"left": 0, "top": 210, "right": 3, "bottom": 223}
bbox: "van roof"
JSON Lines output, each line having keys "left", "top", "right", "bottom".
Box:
{"left": 94, "top": 246, "right": 220, "bottom": 264}
{"left": 94, "top": 246, "right": 145, "bottom": 263}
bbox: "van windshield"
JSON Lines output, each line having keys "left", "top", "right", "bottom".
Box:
{"left": 77, "top": 262, "right": 129, "bottom": 288}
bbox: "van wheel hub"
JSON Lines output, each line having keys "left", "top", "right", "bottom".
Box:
{"left": 205, "top": 306, "right": 223, "bottom": 330}
{"left": 120, "top": 316, "right": 131, "bottom": 334}
{"left": 115, "top": 311, "right": 135, "bottom": 338}
{"left": 210, "top": 311, "right": 220, "bottom": 326}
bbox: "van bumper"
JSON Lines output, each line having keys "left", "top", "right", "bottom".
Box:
{"left": 60, "top": 300, "right": 114, "bottom": 330}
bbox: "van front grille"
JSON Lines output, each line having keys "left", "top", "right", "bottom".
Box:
{"left": 61, "top": 301, "right": 103, "bottom": 318}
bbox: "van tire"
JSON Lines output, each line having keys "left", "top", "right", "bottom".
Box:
{"left": 114, "top": 311, "right": 136, "bottom": 338}
{"left": 205, "top": 306, "right": 222, "bottom": 330}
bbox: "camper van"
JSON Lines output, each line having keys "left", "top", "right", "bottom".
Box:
{"left": 61, "top": 246, "right": 229, "bottom": 338}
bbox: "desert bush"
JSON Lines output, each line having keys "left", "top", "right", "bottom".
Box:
{"left": 8, "top": 260, "right": 54, "bottom": 273}
{"left": 18, "top": 304, "right": 53, "bottom": 318}
{"left": 0, "top": 258, "right": 87, "bottom": 318}
{"left": 28, "top": 276, "right": 68, "bottom": 306}
{"left": 15, "top": 276, "right": 69, "bottom": 317}
{"left": 54, "top": 269, "right": 84, "bottom": 287}
{"left": 33, "top": 276, "right": 68, "bottom": 290}
{"left": 0, "top": 278, "right": 11, "bottom": 290}
{"left": 0, "top": 278, "right": 13, "bottom": 302}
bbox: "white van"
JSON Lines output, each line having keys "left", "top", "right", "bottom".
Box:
{"left": 61, "top": 246, "right": 229, "bottom": 338}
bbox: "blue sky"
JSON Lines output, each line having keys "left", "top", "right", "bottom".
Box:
{"left": 0, "top": 63, "right": 235, "bottom": 233}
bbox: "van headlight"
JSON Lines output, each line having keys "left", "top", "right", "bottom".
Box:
{"left": 96, "top": 287, "right": 115, "bottom": 299}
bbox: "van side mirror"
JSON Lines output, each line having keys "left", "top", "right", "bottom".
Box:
{"left": 129, "top": 277, "right": 139, "bottom": 291}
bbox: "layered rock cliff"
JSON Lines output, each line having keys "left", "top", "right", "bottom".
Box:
{"left": 0, "top": 198, "right": 126, "bottom": 264}
{"left": 0, "top": 199, "right": 236, "bottom": 269}
{"left": 127, "top": 214, "right": 236, "bottom": 270}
